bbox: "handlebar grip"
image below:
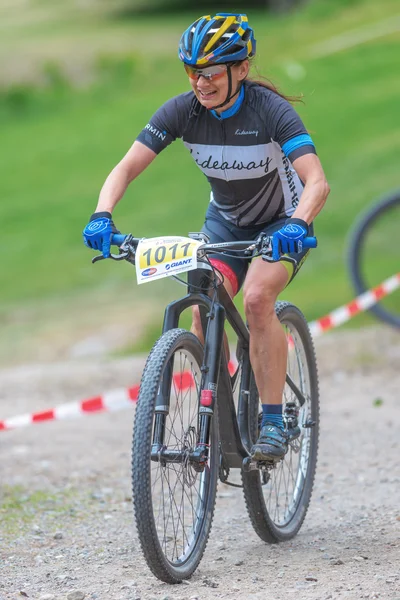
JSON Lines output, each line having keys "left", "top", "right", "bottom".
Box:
{"left": 303, "top": 236, "right": 317, "bottom": 249}
{"left": 111, "top": 233, "right": 127, "bottom": 246}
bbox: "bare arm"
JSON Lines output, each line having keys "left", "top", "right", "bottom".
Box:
{"left": 95, "top": 141, "right": 157, "bottom": 213}
{"left": 291, "top": 153, "right": 330, "bottom": 225}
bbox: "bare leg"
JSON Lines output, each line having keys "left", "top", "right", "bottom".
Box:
{"left": 243, "top": 259, "right": 291, "bottom": 461}
{"left": 243, "top": 259, "right": 289, "bottom": 405}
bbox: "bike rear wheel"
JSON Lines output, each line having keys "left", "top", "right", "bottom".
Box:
{"left": 132, "top": 328, "right": 218, "bottom": 583}
{"left": 347, "top": 191, "right": 400, "bottom": 328}
{"left": 242, "top": 301, "right": 319, "bottom": 542}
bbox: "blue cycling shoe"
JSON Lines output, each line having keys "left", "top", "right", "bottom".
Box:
{"left": 251, "top": 423, "right": 300, "bottom": 462}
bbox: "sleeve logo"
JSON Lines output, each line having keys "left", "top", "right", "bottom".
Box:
{"left": 145, "top": 123, "right": 167, "bottom": 141}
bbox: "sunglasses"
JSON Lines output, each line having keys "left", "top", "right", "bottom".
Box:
{"left": 184, "top": 64, "right": 229, "bottom": 81}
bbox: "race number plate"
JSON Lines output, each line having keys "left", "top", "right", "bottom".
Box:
{"left": 135, "top": 236, "right": 202, "bottom": 284}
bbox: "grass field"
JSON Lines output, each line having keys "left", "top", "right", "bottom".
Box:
{"left": 1, "top": 0, "right": 399, "bottom": 362}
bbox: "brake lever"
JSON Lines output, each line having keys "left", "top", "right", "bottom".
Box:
{"left": 92, "top": 255, "right": 105, "bottom": 264}
{"left": 258, "top": 234, "right": 274, "bottom": 262}
{"left": 91, "top": 251, "right": 129, "bottom": 264}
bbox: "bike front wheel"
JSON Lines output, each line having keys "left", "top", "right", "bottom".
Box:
{"left": 132, "top": 328, "right": 218, "bottom": 583}
{"left": 242, "top": 301, "right": 319, "bottom": 542}
{"left": 347, "top": 191, "right": 400, "bottom": 328}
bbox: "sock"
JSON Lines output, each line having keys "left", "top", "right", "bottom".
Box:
{"left": 261, "top": 404, "right": 283, "bottom": 429}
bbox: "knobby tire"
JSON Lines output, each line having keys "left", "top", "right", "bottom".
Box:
{"left": 132, "top": 328, "right": 218, "bottom": 583}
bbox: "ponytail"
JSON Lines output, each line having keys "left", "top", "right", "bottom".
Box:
{"left": 246, "top": 59, "right": 303, "bottom": 104}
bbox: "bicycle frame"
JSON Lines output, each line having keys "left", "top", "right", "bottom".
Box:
{"left": 151, "top": 257, "right": 309, "bottom": 471}
{"left": 153, "top": 262, "right": 253, "bottom": 470}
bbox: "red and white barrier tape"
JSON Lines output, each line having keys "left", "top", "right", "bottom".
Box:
{"left": 0, "top": 372, "right": 194, "bottom": 432}
{"left": 308, "top": 272, "right": 400, "bottom": 337}
{"left": 1, "top": 273, "right": 398, "bottom": 432}
{"left": 0, "top": 386, "right": 139, "bottom": 432}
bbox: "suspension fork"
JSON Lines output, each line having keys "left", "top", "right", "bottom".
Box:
{"left": 190, "top": 301, "right": 225, "bottom": 467}
{"left": 151, "top": 268, "right": 224, "bottom": 459}
{"left": 151, "top": 305, "right": 225, "bottom": 463}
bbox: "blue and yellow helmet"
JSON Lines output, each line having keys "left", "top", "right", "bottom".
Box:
{"left": 178, "top": 13, "right": 256, "bottom": 66}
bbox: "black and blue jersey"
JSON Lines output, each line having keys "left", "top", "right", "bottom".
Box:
{"left": 137, "top": 80, "right": 316, "bottom": 228}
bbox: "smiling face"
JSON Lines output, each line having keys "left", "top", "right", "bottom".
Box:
{"left": 186, "top": 60, "right": 249, "bottom": 113}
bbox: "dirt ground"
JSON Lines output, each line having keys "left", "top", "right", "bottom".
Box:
{"left": 1, "top": 325, "right": 399, "bottom": 600}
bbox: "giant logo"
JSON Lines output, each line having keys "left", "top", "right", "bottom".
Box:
{"left": 165, "top": 258, "right": 192, "bottom": 271}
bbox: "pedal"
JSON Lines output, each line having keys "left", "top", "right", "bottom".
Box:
{"left": 303, "top": 419, "right": 316, "bottom": 428}
{"left": 242, "top": 456, "right": 275, "bottom": 472}
{"left": 242, "top": 456, "right": 258, "bottom": 472}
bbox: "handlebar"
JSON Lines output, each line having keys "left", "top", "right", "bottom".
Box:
{"left": 302, "top": 237, "right": 317, "bottom": 249}
{"left": 91, "top": 232, "right": 317, "bottom": 265}
{"left": 110, "top": 234, "right": 317, "bottom": 250}
{"left": 111, "top": 233, "right": 128, "bottom": 246}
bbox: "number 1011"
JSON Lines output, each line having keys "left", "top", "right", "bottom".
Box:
{"left": 142, "top": 242, "right": 192, "bottom": 266}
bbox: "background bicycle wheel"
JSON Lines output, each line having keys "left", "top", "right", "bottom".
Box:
{"left": 347, "top": 191, "right": 400, "bottom": 328}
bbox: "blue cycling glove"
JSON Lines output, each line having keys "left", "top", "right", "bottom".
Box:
{"left": 271, "top": 218, "right": 309, "bottom": 261}
{"left": 83, "top": 211, "right": 120, "bottom": 258}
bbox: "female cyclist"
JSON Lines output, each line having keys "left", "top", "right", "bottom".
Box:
{"left": 83, "top": 13, "right": 330, "bottom": 462}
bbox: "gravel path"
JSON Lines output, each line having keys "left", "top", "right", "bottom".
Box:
{"left": 1, "top": 326, "right": 399, "bottom": 600}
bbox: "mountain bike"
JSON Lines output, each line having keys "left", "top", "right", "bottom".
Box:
{"left": 93, "top": 231, "right": 319, "bottom": 583}
{"left": 347, "top": 190, "right": 400, "bottom": 328}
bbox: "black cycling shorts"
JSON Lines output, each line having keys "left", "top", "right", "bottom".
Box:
{"left": 201, "top": 202, "right": 313, "bottom": 296}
